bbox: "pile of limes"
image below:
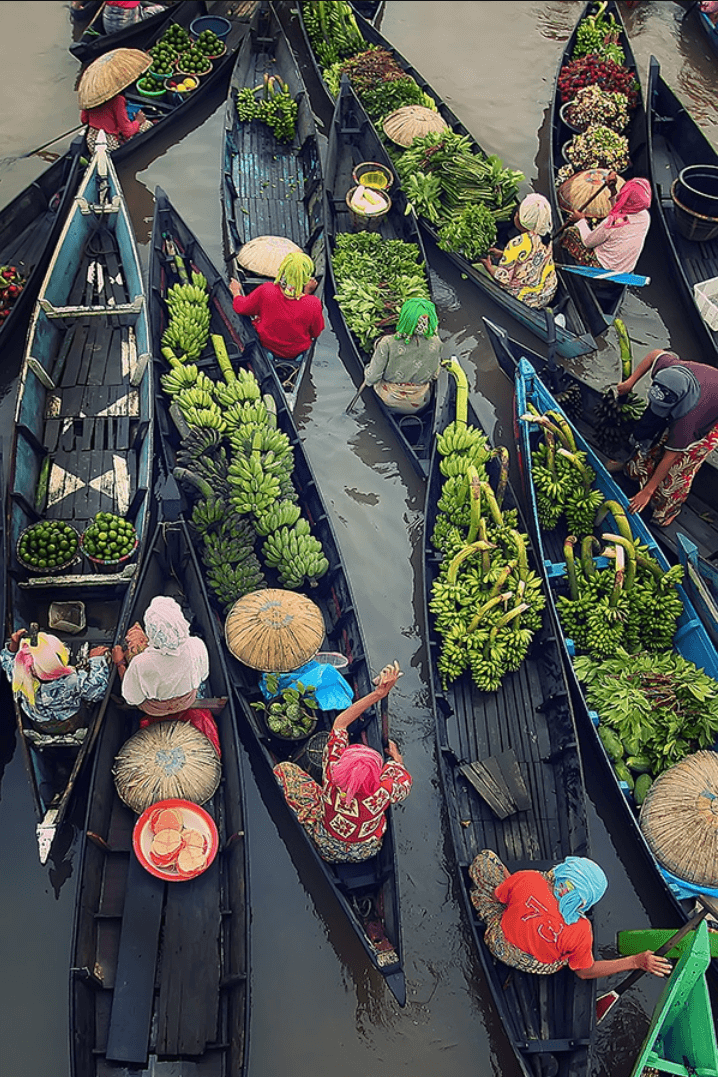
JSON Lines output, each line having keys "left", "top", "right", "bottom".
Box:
{"left": 18, "top": 521, "right": 79, "bottom": 572}
{"left": 193, "top": 29, "right": 224, "bottom": 56}
{"left": 161, "top": 23, "right": 191, "bottom": 53}
{"left": 82, "top": 513, "right": 137, "bottom": 563}
{"left": 177, "top": 46, "right": 212, "bottom": 75}
{"left": 149, "top": 41, "right": 178, "bottom": 75}
{"left": 137, "top": 73, "right": 166, "bottom": 95}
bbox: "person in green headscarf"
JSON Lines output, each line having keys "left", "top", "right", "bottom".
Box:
{"left": 229, "top": 251, "right": 324, "bottom": 360}
{"left": 363, "top": 297, "right": 442, "bottom": 413}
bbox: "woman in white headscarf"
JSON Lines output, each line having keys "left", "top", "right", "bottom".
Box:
{"left": 481, "top": 193, "right": 558, "bottom": 309}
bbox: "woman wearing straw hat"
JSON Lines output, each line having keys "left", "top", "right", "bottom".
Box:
{"left": 274, "top": 662, "right": 412, "bottom": 863}
{"left": 2, "top": 628, "right": 110, "bottom": 732}
{"left": 469, "top": 850, "right": 671, "bottom": 979}
{"left": 481, "top": 193, "right": 558, "bottom": 310}
{"left": 363, "top": 297, "right": 442, "bottom": 413}
{"left": 78, "top": 48, "right": 155, "bottom": 154}
{"left": 563, "top": 174, "right": 651, "bottom": 274}
{"left": 229, "top": 252, "right": 324, "bottom": 361}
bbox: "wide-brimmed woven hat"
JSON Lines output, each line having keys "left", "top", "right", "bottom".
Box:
{"left": 225, "top": 588, "right": 325, "bottom": 672}
{"left": 236, "top": 236, "right": 303, "bottom": 279}
{"left": 640, "top": 751, "right": 718, "bottom": 888}
{"left": 382, "top": 105, "right": 449, "bottom": 148}
{"left": 558, "top": 167, "right": 626, "bottom": 219}
{"left": 113, "top": 721, "right": 221, "bottom": 813}
{"left": 78, "top": 48, "right": 152, "bottom": 110}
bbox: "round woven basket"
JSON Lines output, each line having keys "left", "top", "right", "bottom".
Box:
{"left": 113, "top": 720, "right": 221, "bottom": 814}
{"left": 640, "top": 751, "right": 718, "bottom": 888}
{"left": 382, "top": 105, "right": 449, "bottom": 147}
{"left": 225, "top": 588, "right": 325, "bottom": 672}
{"left": 236, "top": 235, "right": 303, "bottom": 279}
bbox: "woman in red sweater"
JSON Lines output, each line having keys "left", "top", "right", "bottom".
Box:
{"left": 229, "top": 252, "right": 324, "bottom": 360}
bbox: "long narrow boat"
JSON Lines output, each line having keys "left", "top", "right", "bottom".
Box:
{"left": 646, "top": 56, "right": 718, "bottom": 368}
{"left": 677, "top": 532, "right": 718, "bottom": 648}
{"left": 149, "top": 188, "right": 408, "bottom": 1004}
{"left": 70, "top": 518, "right": 250, "bottom": 1077}
{"left": 548, "top": 1, "right": 649, "bottom": 338}
{"left": 325, "top": 76, "right": 436, "bottom": 478}
{"left": 422, "top": 367, "right": 594, "bottom": 1077}
{"left": 7, "top": 133, "right": 154, "bottom": 863}
{"left": 220, "top": 1, "right": 325, "bottom": 410}
{"left": 69, "top": 1, "right": 198, "bottom": 64}
{"left": 491, "top": 318, "right": 718, "bottom": 934}
{"left": 0, "top": 139, "right": 84, "bottom": 353}
{"left": 293, "top": 2, "right": 597, "bottom": 358}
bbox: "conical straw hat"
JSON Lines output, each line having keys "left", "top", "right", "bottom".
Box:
{"left": 640, "top": 751, "right": 718, "bottom": 888}
{"left": 225, "top": 588, "right": 324, "bottom": 672}
{"left": 236, "top": 236, "right": 303, "bottom": 279}
{"left": 558, "top": 167, "right": 626, "bottom": 219}
{"left": 382, "top": 105, "right": 449, "bottom": 148}
{"left": 78, "top": 48, "right": 152, "bottom": 109}
{"left": 113, "top": 720, "right": 221, "bottom": 813}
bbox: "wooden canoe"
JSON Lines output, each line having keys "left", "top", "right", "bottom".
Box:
{"left": 292, "top": 2, "right": 598, "bottom": 358}
{"left": 325, "top": 75, "right": 436, "bottom": 478}
{"left": 646, "top": 55, "right": 718, "bottom": 368}
{"left": 149, "top": 188, "right": 408, "bottom": 1005}
{"left": 69, "top": 1, "right": 198, "bottom": 64}
{"left": 548, "top": 1, "right": 649, "bottom": 338}
{"left": 7, "top": 133, "right": 154, "bottom": 864}
{"left": 0, "top": 138, "right": 84, "bottom": 354}
{"left": 69, "top": 518, "right": 250, "bottom": 1077}
{"left": 220, "top": 0, "right": 325, "bottom": 411}
{"left": 677, "top": 532, "right": 718, "bottom": 648}
{"left": 422, "top": 366, "right": 595, "bottom": 1077}
{"left": 500, "top": 327, "right": 718, "bottom": 926}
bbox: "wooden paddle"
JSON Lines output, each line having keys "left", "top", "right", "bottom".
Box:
{"left": 380, "top": 693, "right": 389, "bottom": 750}
{"left": 346, "top": 379, "right": 366, "bottom": 414}
{"left": 596, "top": 903, "right": 710, "bottom": 1023}
{"left": 551, "top": 180, "right": 611, "bottom": 241}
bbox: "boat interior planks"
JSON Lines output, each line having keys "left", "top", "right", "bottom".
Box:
{"left": 423, "top": 376, "right": 593, "bottom": 1077}
{"left": 324, "top": 76, "right": 436, "bottom": 477}
{"left": 7, "top": 136, "right": 153, "bottom": 863}
{"left": 70, "top": 521, "right": 249, "bottom": 1077}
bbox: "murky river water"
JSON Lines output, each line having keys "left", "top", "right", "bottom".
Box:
{"left": 1, "top": 3, "right": 718, "bottom": 1076}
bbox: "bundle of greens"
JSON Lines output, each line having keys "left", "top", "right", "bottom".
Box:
{"left": 437, "top": 203, "right": 497, "bottom": 263}
{"left": 324, "top": 46, "right": 435, "bottom": 124}
{"left": 300, "top": 0, "right": 365, "bottom": 68}
{"left": 574, "top": 650, "right": 718, "bottom": 792}
{"left": 332, "top": 231, "right": 430, "bottom": 352}
{"left": 394, "top": 132, "right": 523, "bottom": 237}
{"left": 572, "top": 2, "right": 625, "bottom": 65}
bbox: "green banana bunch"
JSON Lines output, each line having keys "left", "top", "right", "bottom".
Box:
{"left": 254, "top": 500, "right": 302, "bottom": 536}
{"left": 191, "top": 497, "right": 226, "bottom": 537}
{"left": 262, "top": 520, "right": 329, "bottom": 588}
{"left": 228, "top": 453, "right": 281, "bottom": 515}
{"left": 206, "top": 556, "right": 266, "bottom": 611}
{"left": 213, "top": 369, "right": 262, "bottom": 407}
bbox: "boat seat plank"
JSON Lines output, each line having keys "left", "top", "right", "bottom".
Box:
{"left": 156, "top": 857, "right": 221, "bottom": 1056}
{"left": 44, "top": 418, "right": 61, "bottom": 454}
{"left": 105, "top": 853, "right": 164, "bottom": 1065}
{"left": 78, "top": 319, "right": 107, "bottom": 387}
{"left": 61, "top": 322, "right": 90, "bottom": 388}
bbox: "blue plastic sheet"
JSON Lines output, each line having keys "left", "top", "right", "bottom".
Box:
{"left": 259, "top": 659, "right": 353, "bottom": 711}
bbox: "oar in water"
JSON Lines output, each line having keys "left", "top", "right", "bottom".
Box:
{"left": 346, "top": 379, "right": 366, "bottom": 414}
{"left": 0, "top": 124, "right": 86, "bottom": 168}
{"left": 558, "top": 264, "right": 651, "bottom": 287}
{"left": 596, "top": 903, "right": 710, "bottom": 1023}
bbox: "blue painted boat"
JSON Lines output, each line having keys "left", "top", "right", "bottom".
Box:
{"left": 221, "top": 1, "right": 325, "bottom": 411}
{"left": 485, "top": 316, "right": 718, "bottom": 914}
{"left": 677, "top": 532, "right": 718, "bottom": 647}
{"left": 7, "top": 132, "right": 154, "bottom": 864}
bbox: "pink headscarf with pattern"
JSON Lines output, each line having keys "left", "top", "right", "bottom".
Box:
{"left": 605, "top": 178, "right": 651, "bottom": 228}
{"left": 330, "top": 744, "right": 384, "bottom": 804}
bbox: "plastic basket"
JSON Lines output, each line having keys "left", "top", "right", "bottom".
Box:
{"left": 190, "top": 15, "right": 231, "bottom": 40}
{"left": 314, "top": 651, "right": 349, "bottom": 669}
{"left": 694, "top": 278, "right": 718, "bottom": 331}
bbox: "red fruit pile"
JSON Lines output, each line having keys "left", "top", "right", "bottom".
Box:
{"left": 558, "top": 56, "right": 639, "bottom": 110}
{"left": 0, "top": 265, "right": 24, "bottom": 322}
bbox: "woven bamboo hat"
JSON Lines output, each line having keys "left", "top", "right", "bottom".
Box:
{"left": 113, "top": 721, "right": 221, "bottom": 813}
{"left": 225, "top": 588, "right": 325, "bottom": 672}
{"left": 558, "top": 167, "right": 626, "bottom": 219}
{"left": 640, "top": 751, "right": 718, "bottom": 888}
{"left": 78, "top": 48, "right": 152, "bottom": 110}
{"left": 236, "top": 236, "right": 303, "bottom": 279}
{"left": 382, "top": 105, "right": 449, "bottom": 148}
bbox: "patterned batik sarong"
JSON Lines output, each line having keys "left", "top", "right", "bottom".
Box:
{"left": 625, "top": 422, "right": 718, "bottom": 526}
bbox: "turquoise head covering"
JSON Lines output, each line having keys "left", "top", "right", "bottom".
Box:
{"left": 394, "top": 297, "right": 438, "bottom": 341}
{"left": 552, "top": 857, "right": 608, "bottom": 925}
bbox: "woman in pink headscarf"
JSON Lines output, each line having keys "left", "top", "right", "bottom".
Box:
{"left": 564, "top": 172, "right": 651, "bottom": 274}
{"left": 274, "top": 662, "right": 412, "bottom": 862}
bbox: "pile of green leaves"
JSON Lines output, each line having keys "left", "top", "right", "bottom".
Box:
{"left": 332, "top": 231, "right": 430, "bottom": 352}
{"left": 437, "top": 203, "right": 497, "bottom": 262}
{"left": 574, "top": 650, "right": 718, "bottom": 779}
{"left": 301, "top": 0, "right": 365, "bottom": 68}
{"left": 394, "top": 132, "right": 523, "bottom": 238}
{"left": 324, "top": 46, "right": 435, "bottom": 124}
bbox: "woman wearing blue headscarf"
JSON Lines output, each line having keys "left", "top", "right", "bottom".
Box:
{"left": 469, "top": 850, "right": 671, "bottom": 978}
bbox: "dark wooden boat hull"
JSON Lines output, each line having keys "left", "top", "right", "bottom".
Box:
{"left": 325, "top": 77, "right": 436, "bottom": 478}
{"left": 7, "top": 138, "right": 154, "bottom": 862}
{"left": 422, "top": 374, "right": 594, "bottom": 1077}
{"left": 549, "top": 2, "right": 649, "bottom": 338}
{"left": 220, "top": 1, "right": 325, "bottom": 411}
{"left": 0, "top": 139, "right": 84, "bottom": 353}
{"left": 293, "top": 3, "right": 597, "bottom": 357}
{"left": 70, "top": 1, "right": 200, "bottom": 64}
{"left": 495, "top": 323, "right": 718, "bottom": 936}
{"left": 646, "top": 56, "right": 718, "bottom": 368}
{"left": 69, "top": 519, "right": 250, "bottom": 1077}
{"left": 149, "top": 189, "right": 407, "bottom": 1004}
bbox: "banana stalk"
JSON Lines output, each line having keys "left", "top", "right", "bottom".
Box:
{"left": 564, "top": 536, "right": 579, "bottom": 600}
{"left": 595, "top": 499, "right": 634, "bottom": 542}
{"left": 467, "top": 593, "right": 513, "bottom": 633}
{"left": 446, "top": 540, "right": 494, "bottom": 584}
{"left": 443, "top": 356, "right": 469, "bottom": 426}
{"left": 489, "top": 446, "right": 510, "bottom": 508}
{"left": 212, "top": 333, "right": 236, "bottom": 383}
{"left": 580, "top": 535, "right": 600, "bottom": 581}
{"left": 603, "top": 533, "right": 637, "bottom": 590}
{"left": 466, "top": 466, "right": 482, "bottom": 544}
